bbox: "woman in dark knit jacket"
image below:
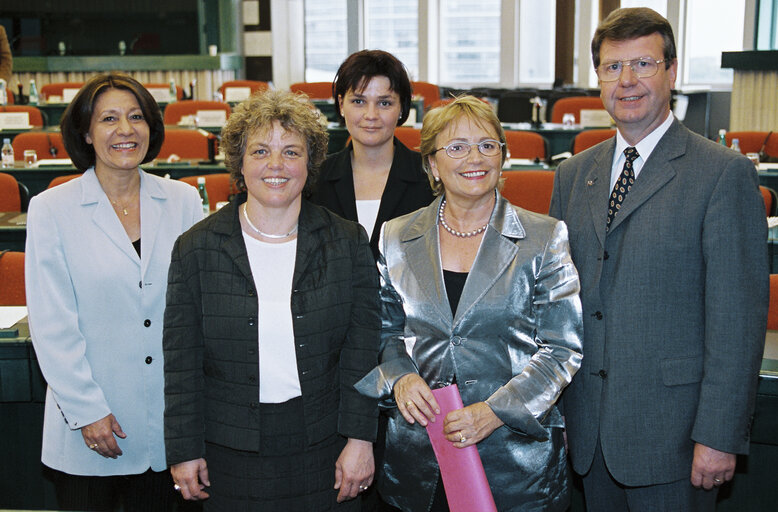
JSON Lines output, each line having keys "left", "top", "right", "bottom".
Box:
{"left": 163, "top": 89, "right": 380, "bottom": 511}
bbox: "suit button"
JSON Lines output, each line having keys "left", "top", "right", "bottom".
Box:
{"left": 451, "top": 336, "right": 462, "bottom": 346}
{"left": 143, "top": 319, "right": 151, "bottom": 327}
{"left": 248, "top": 317, "right": 256, "bottom": 326}
{"left": 603, "top": 251, "right": 609, "bottom": 260}
{"left": 592, "top": 311, "right": 603, "bottom": 320}
{"left": 248, "top": 376, "right": 256, "bottom": 383}
{"left": 598, "top": 369, "right": 608, "bottom": 379}
{"left": 248, "top": 348, "right": 256, "bottom": 355}
{"left": 145, "top": 356, "right": 152, "bottom": 364}
{"left": 250, "top": 402, "right": 259, "bottom": 409}
{"left": 248, "top": 287, "right": 256, "bottom": 296}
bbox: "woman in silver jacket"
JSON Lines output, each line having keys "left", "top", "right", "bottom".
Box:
{"left": 356, "top": 96, "right": 583, "bottom": 511}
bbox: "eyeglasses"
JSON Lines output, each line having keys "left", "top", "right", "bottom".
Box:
{"left": 432, "top": 139, "right": 505, "bottom": 159}
{"left": 596, "top": 57, "right": 667, "bottom": 82}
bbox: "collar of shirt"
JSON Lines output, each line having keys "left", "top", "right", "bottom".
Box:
{"left": 610, "top": 111, "right": 675, "bottom": 190}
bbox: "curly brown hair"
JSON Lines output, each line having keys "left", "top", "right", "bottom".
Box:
{"left": 221, "top": 89, "right": 329, "bottom": 194}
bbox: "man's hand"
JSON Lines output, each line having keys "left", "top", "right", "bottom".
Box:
{"left": 690, "top": 443, "right": 736, "bottom": 490}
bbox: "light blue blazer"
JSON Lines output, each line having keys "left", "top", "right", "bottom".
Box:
{"left": 26, "top": 168, "right": 202, "bottom": 476}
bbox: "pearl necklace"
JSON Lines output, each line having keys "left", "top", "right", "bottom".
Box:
{"left": 242, "top": 203, "right": 298, "bottom": 239}
{"left": 438, "top": 199, "right": 488, "bottom": 238}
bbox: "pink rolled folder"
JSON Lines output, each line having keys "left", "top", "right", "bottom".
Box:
{"left": 426, "top": 384, "right": 498, "bottom": 512}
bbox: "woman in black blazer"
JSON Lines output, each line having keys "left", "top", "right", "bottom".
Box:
{"left": 309, "top": 50, "right": 434, "bottom": 259}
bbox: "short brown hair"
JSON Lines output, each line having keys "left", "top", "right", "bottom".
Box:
{"left": 591, "top": 7, "right": 676, "bottom": 70}
{"left": 332, "top": 50, "right": 413, "bottom": 126}
{"left": 61, "top": 73, "right": 164, "bottom": 171}
{"left": 419, "top": 95, "right": 506, "bottom": 196}
{"left": 220, "top": 89, "right": 329, "bottom": 194}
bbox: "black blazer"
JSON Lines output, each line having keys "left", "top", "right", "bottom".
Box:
{"left": 309, "top": 138, "right": 435, "bottom": 258}
{"left": 163, "top": 196, "right": 380, "bottom": 464}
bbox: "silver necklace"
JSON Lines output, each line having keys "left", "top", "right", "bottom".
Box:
{"left": 438, "top": 199, "right": 488, "bottom": 238}
{"left": 242, "top": 203, "right": 298, "bottom": 239}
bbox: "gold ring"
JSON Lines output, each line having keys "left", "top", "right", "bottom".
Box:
{"left": 89, "top": 443, "right": 98, "bottom": 449}
{"left": 405, "top": 401, "right": 414, "bottom": 407}
{"left": 459, "top": 433, "right": 466, "bottom": 443}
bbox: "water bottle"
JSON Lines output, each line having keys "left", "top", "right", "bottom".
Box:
{"left": 28, "top": 79, "right": 39, "bottom": 105}
{"left": 1, "top": 138, "right": 14, "bottom": 168}
{"left": 197, "top": 177, "right": 209, "bottom": 215}
{"left": 730, "top": 138, "right": 741, "bottom": 153}
{"left": 168, "top": 78, "right": 177, "bottom": 103}
{"left": 717, "top": 129, "right": 727, "bottom": 147}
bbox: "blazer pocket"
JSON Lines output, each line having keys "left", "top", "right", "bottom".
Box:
{"left": 660, "top": 355, "right": 703, "bottom": 386}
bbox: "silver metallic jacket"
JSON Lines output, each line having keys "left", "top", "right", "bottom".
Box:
{"left": 356, "top": 193, "right": 584, "bottom": 512}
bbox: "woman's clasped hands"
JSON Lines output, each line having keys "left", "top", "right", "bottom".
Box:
{"left": 394, "top": 374, "right": 504, "bottom": 447}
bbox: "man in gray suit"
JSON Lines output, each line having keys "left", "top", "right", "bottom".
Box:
{"left": 549, "top": 7, "right": 768, "bottom": 511}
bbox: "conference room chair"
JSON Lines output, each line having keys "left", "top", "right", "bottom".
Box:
{"left": 546, "top": 88, "right": 591, "bottom": 118}
{"left": 12, "top": 132, "right": 69, "bottom": 160}
{"left": 504, "top": 131, "right": 547, "bottom": 160}
{"left": 39, "top": 82, "right": 84, "bottom": 101}
{"left": 394, "top": 126, "right": 421, "bottom": 151}
{"left": 289, "top": 82, "right": 333, "bottom": 100}
{"left": 725, "top": 131, "right": 778, "bottom": 157}
{"left": 219, "top": 80, "right": 270, "bottom": 98}
{"left": 551, "top": 96, "right": 605, "bottom": 124}
{"left": 573, "top": 128, "right": 617, "bottom": 154}
{"left": 760, "top": 186, "right": 777, "bottom": 217}
{"left": 496, "top": 90, "right": 539, "bottom": 124}
{"left": 157, "top": 129, "right": 212, "bottom": 160}
{"left": 47, "top": 174, "right": 82, "bottom": 189}
{"left": 143, "top": 83, "right": 184, "bottom": 101}
{"left": 163, "top": 100, "right": 231, "bottom": 125}
{"left": 411, "top": 81, "right": 441, "bottom": 111}
{"left": 0, "top": 105, "right": 45, "bottom": 126}
{"left": 0, "top": 250, "right": 25, "bottom": 306}
{"left": 500, "top": 170, "right": 556, "bottom": 214}
{"left": 768, "top": 274, "right": 778, "bottom": 330}
{"left": 0, "top": 172, "right": 23, "bottom": 212}
{"left": 179, "top": 173, "right": 237, "bottom": 210}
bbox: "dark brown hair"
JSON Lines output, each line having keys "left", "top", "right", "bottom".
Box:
{"left": 332, "top": 49, "right": 413, "bottom": 126}
{"left": 591, "top": 7, "right": 676, "bottom": 70}
{"left": 60, "top": 73, "right": 164, "bottom": 171}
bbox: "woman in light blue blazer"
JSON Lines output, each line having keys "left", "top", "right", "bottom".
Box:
{"left": 25, "top": 73, "right": 202, "bottom": 511}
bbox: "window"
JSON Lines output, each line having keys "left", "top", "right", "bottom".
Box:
{"left": 682, "top": 0, "right": 746, "bottom": 85}
{"left": 439, "top": 0, "right": 501, "bottom": 84}
{"left": 518, "top": 0, "right": 556, "bottom": 84}
{"left": 365, "top": 0, "right": 419, "bottom": 79}
{"left": 619, "top": 0, "right": 667, "bottom": 17}
{"left": 304, "top": 0, "right": 348, "bottom": 82}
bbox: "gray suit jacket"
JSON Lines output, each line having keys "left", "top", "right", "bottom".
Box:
{"left": 358, "top": 193, "right": 583, "bottom": 511}
{"left": 549, "top": 119, "right": 768, "bottom": 486}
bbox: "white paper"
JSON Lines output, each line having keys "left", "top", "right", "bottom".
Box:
{"left": 224, "top": 87, "right": 252, "bottom": 102}
{"left": 0, "top": 112, "right": 31, "bottom": 129}
{"left": 580, "top": 109, "right": 612, "bottom": 127}
{"left": 196, "top": 109, "right": 227, "bottom": 127}
{"left": 62, "top": 88, "right": 80, "bottom": 103}
{"left": 147, "top": 88, "right": 172, "bottom": 103}
{"left": 31, "top": 158, "right": 73, "bottom": 167}
{"left": 0, "top": 306, "right": 27, "bottom": 329}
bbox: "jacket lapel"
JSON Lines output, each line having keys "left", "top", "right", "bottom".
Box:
{"left": 454, "top": 193, "right": 522, "bottom": 327}
{"left": 327, "top": 144, "right": 359, "bottom": 221}
{"left": 372, "top": 140, "right": 424, "bottom": 241}
{"left": 401, "top": 196, "right": 453, "bottom": 323}
{"left": 216, "top": 197, "right": 255, "bottom": 283}
{"left": 82, "top": 169, "right": 140, "bottom": 266}
{"left": 138, "top": 171, "right": 166, "bottom": 279}
{"left": 585, "top": 140, "right": 616, "bottom": 248}
{"left": 606, "top": 120, "right": 683, "bottom": 234}
{"left": 292, "top": 201, "right": 327, "bottom": 289}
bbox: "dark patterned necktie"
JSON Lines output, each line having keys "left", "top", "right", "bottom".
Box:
{"left": 606, "top": 146, "right": 639, "bottom": 231}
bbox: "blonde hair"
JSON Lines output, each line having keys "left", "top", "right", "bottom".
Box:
{"left": 419, "top": 95, "right": 506, "bottom": 195}
{"left": 221, "top": 89, "right": 329, "bottom": 193}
